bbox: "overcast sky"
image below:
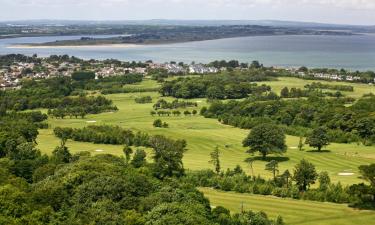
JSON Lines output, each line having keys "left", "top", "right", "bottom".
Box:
{"left": 1, "top": 0, "right": 374, "bottom": 25}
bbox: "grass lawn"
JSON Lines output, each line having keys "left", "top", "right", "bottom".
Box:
{"left": 260, "top": 77, "right": 374, "bottom": 99}
{"left": 37, "top": 78, "right": 375, "bottom": 185}
{"left": 200, "top": 188, "right": 375, "bottom": 225}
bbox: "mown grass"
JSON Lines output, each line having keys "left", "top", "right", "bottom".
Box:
{"left": 200, "top": 188, "right": 375, "bottom": 225}
{"left": 260, "top": 77, "right": 374, "bottom": 99}
{"left": 37, "top": 78, "right": 375, "bottom": 185}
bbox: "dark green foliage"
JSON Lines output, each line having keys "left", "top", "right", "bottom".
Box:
{"left": 160, "top": 71, "right": 272, "bottom": 99}
{"left": 135, "top": 96, "right": 152, "bottom": 104}
{"left": 53, "top": 125, "right": 142, "bottom": 146}
{"left": 52, "top": 146, "right": 72, "bottom": 164}
{"left": 150, "top": 135, "right": 186, "bottom": 179}
{"left": 293, "top": 159, "right": 318, "bottom": 191}
{"left": 243, "top": 124, "right": 287, "bottom": 159}
{"left": 123, "top": 145, "right": 133, "bottom": 163}
{"left": 305, "top": 82, "right": 354, "bottom": 92}
{"left": 265, "top": 160, "right": 279, "bottom": 181}
{"left": 209, "top": 146, "right": 221, "bottom": 174}
{"left": 306, "top": 127, "right": 330, "bottom": 151}
{"left": 153, "top": 99, "right": 197, "bottom": 110}
{"left": 131, "top": 149, "right": 147, "bottom": 168}
{"left": 203, "top": 96, "right": 374, "bottom": 144}
{"left": 71, "top": 71, "right": 95, "bottom": 81}
{"left": 153, "top": 119, "right": 163, "bottom": 128}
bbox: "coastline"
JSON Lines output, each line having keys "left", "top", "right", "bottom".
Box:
{"left": 7, "top": 43, "right": 141, "bottom": 49}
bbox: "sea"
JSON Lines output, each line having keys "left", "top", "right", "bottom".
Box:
{"left": 1, "top": 34, "right": 375, "bottom": 71}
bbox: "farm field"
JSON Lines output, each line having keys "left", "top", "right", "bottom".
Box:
{"left": 200, "top": 188, "right": 375, "bottom": 225}
{"left": 37, "top": 77, "right": 375, "bottom": 185}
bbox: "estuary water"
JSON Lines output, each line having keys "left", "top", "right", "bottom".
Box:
{"left": 0, "top": 34, "right": 375, "bottom": 71}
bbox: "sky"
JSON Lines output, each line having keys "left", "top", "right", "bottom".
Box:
{"left": 1, "top": 0, "right": 375, "bottom": 25}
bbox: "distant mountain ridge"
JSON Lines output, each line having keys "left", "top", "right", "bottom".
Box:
{"left": 1, "top": 19, "right": 374, "bottom": 28}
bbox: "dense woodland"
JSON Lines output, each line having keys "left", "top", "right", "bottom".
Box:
{"left": 160, "top": 71, "right": 273, "bottom": 99}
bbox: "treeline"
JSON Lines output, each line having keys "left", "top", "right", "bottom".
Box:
{"left": 280, "top": 86, "right": 346, "bottom": 98}
{"left": 186, "top": 161, "right": 375, "bottom": 209}
{"left": 0, "top": 54, "right": 41, "bottom": 66}
{"left": 160, "top": 71, "right": 273, "bottom": 99}
{"left": 135, "top": 96, "right": 153, "bottom": 104}
{"left": 153, "top": 99, "right": 197, "bottom": 110}
{"left": 44, "top": 96, "right": 117, "bottom": 118}
{"left": 54, "top": 125, "right": 150, "bottom": 146}
{"left": 202, "top": 96, "right": 375, "bottom": 145}
{"left": 150, "top": 109, "right": 198, "bottom": 117}
{"left": 0, "top": 111, "right": 48, "bottom": 157}
{"left": 208, "top": 60, "right": 263, "bottom": 69}
{"left": 305, "top": 82, "right": 354, "bottom": 92}
{"left": 82, "top": 73, "right": 143, "bottom": 90}
{"left": 101, "top": 87, "right": 160, "bottom": 95}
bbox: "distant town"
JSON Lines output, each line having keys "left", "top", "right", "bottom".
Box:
{"left": 1, "top": 54, "right": 374, "bottom": 90}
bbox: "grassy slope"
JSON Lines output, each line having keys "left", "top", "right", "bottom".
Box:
{"left": 37, "top": 78, "right": 375, "bottom": 185}
{"left": 200, "top": 188, "right": 375, "bottom": 225}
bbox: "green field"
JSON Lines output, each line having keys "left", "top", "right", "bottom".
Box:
{"left": 37, "top": 78, "right": 375, "bottom": 185}
{"left": 261, "top": 77, "right": 375, "bottom": 99}
{"left": 200, "top": 188, "right": 375, "bottom": 225}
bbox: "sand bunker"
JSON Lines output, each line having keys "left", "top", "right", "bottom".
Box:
{"left": 290, "top": 147, "right": 298, "bottom": 149}
{"left": 95, "top": 149, "right": 104, "bottom": 152}
{"left": 86, "top": 121, "right": 97, "bottom": 123}
{"left": 338, "top": 172, "right": 354, "bottom": 176}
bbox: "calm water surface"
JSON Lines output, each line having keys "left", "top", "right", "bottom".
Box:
{"left": 0, "top": 34, "right": 374, "bottom": 70}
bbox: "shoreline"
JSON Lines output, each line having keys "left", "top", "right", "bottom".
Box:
{"left": 7, "top": 43, "right": 141, "bottom": 49}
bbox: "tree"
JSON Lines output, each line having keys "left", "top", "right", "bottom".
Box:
{"left": 293, "top": 159, "right": 318, "bottom": 191}
{"left": 150, "top": 111, "right": 157, "bottom": 116}
{"left": 265, "top": 160, "right": 279, "bottom": 181}
{"left": 123, "top": 145, "right": 133, "bottom": 164}
{"left": 53, "top": 127, "right": 73, "bottom": 147}
{"left": 359, "top": 164, "right": 375, "bottom": 188}
{"left": 184, "top": 110, "right": 191, "bottom": 116}
{"left": 281, "top": 170, "right": 291, "bottom": 188}
{"left": 71, "top": 71, "right": 95, "bottom": 81}
{"left": 52, "top": 145, "right": 72, "bottom": 164}
{"left": 242, "top": 124, "right": 287, "bottom": 159}
{"left": 245, "top": 157, "right": 255, "bottom": 177}
{"left": 250, "top": 60, "right": 262, "bottom": 69}
{"left": 306, "top": 127, "right": 330, "bottom": 151}
{"left": 149, "top": 135, "right": 187, "bottom": 178}
{"left": 298, "top": 136, "right": 304, "bottom": 151}
{"left": 280, "top": 87, "right": 290, "bottom": 98}
{"left": 153, "top": 119, "right": 163, "bottom": 128}
{"left": 319, "top": 171, "right": 331, "bottom": 190}
{"left": 209, "top": 146, "right": 221, "bottom": 174}
{"left": 131, "top": 149, "right": 147, "bottom": 168}
{"left": 192, "top": 110, "right": 198, "bottom": 116}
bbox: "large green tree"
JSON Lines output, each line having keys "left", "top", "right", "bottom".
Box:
{"left": 242, "top": 124, "right": 287, "bottom": 159}
{"left": 293, "top": 159, "right": 318, "bottom": 191}
{"left": 149, "top": 135, "right": 187, "bottom": 178}
{"left": 306, "top": 127, "right": 330, "bottom": 151}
